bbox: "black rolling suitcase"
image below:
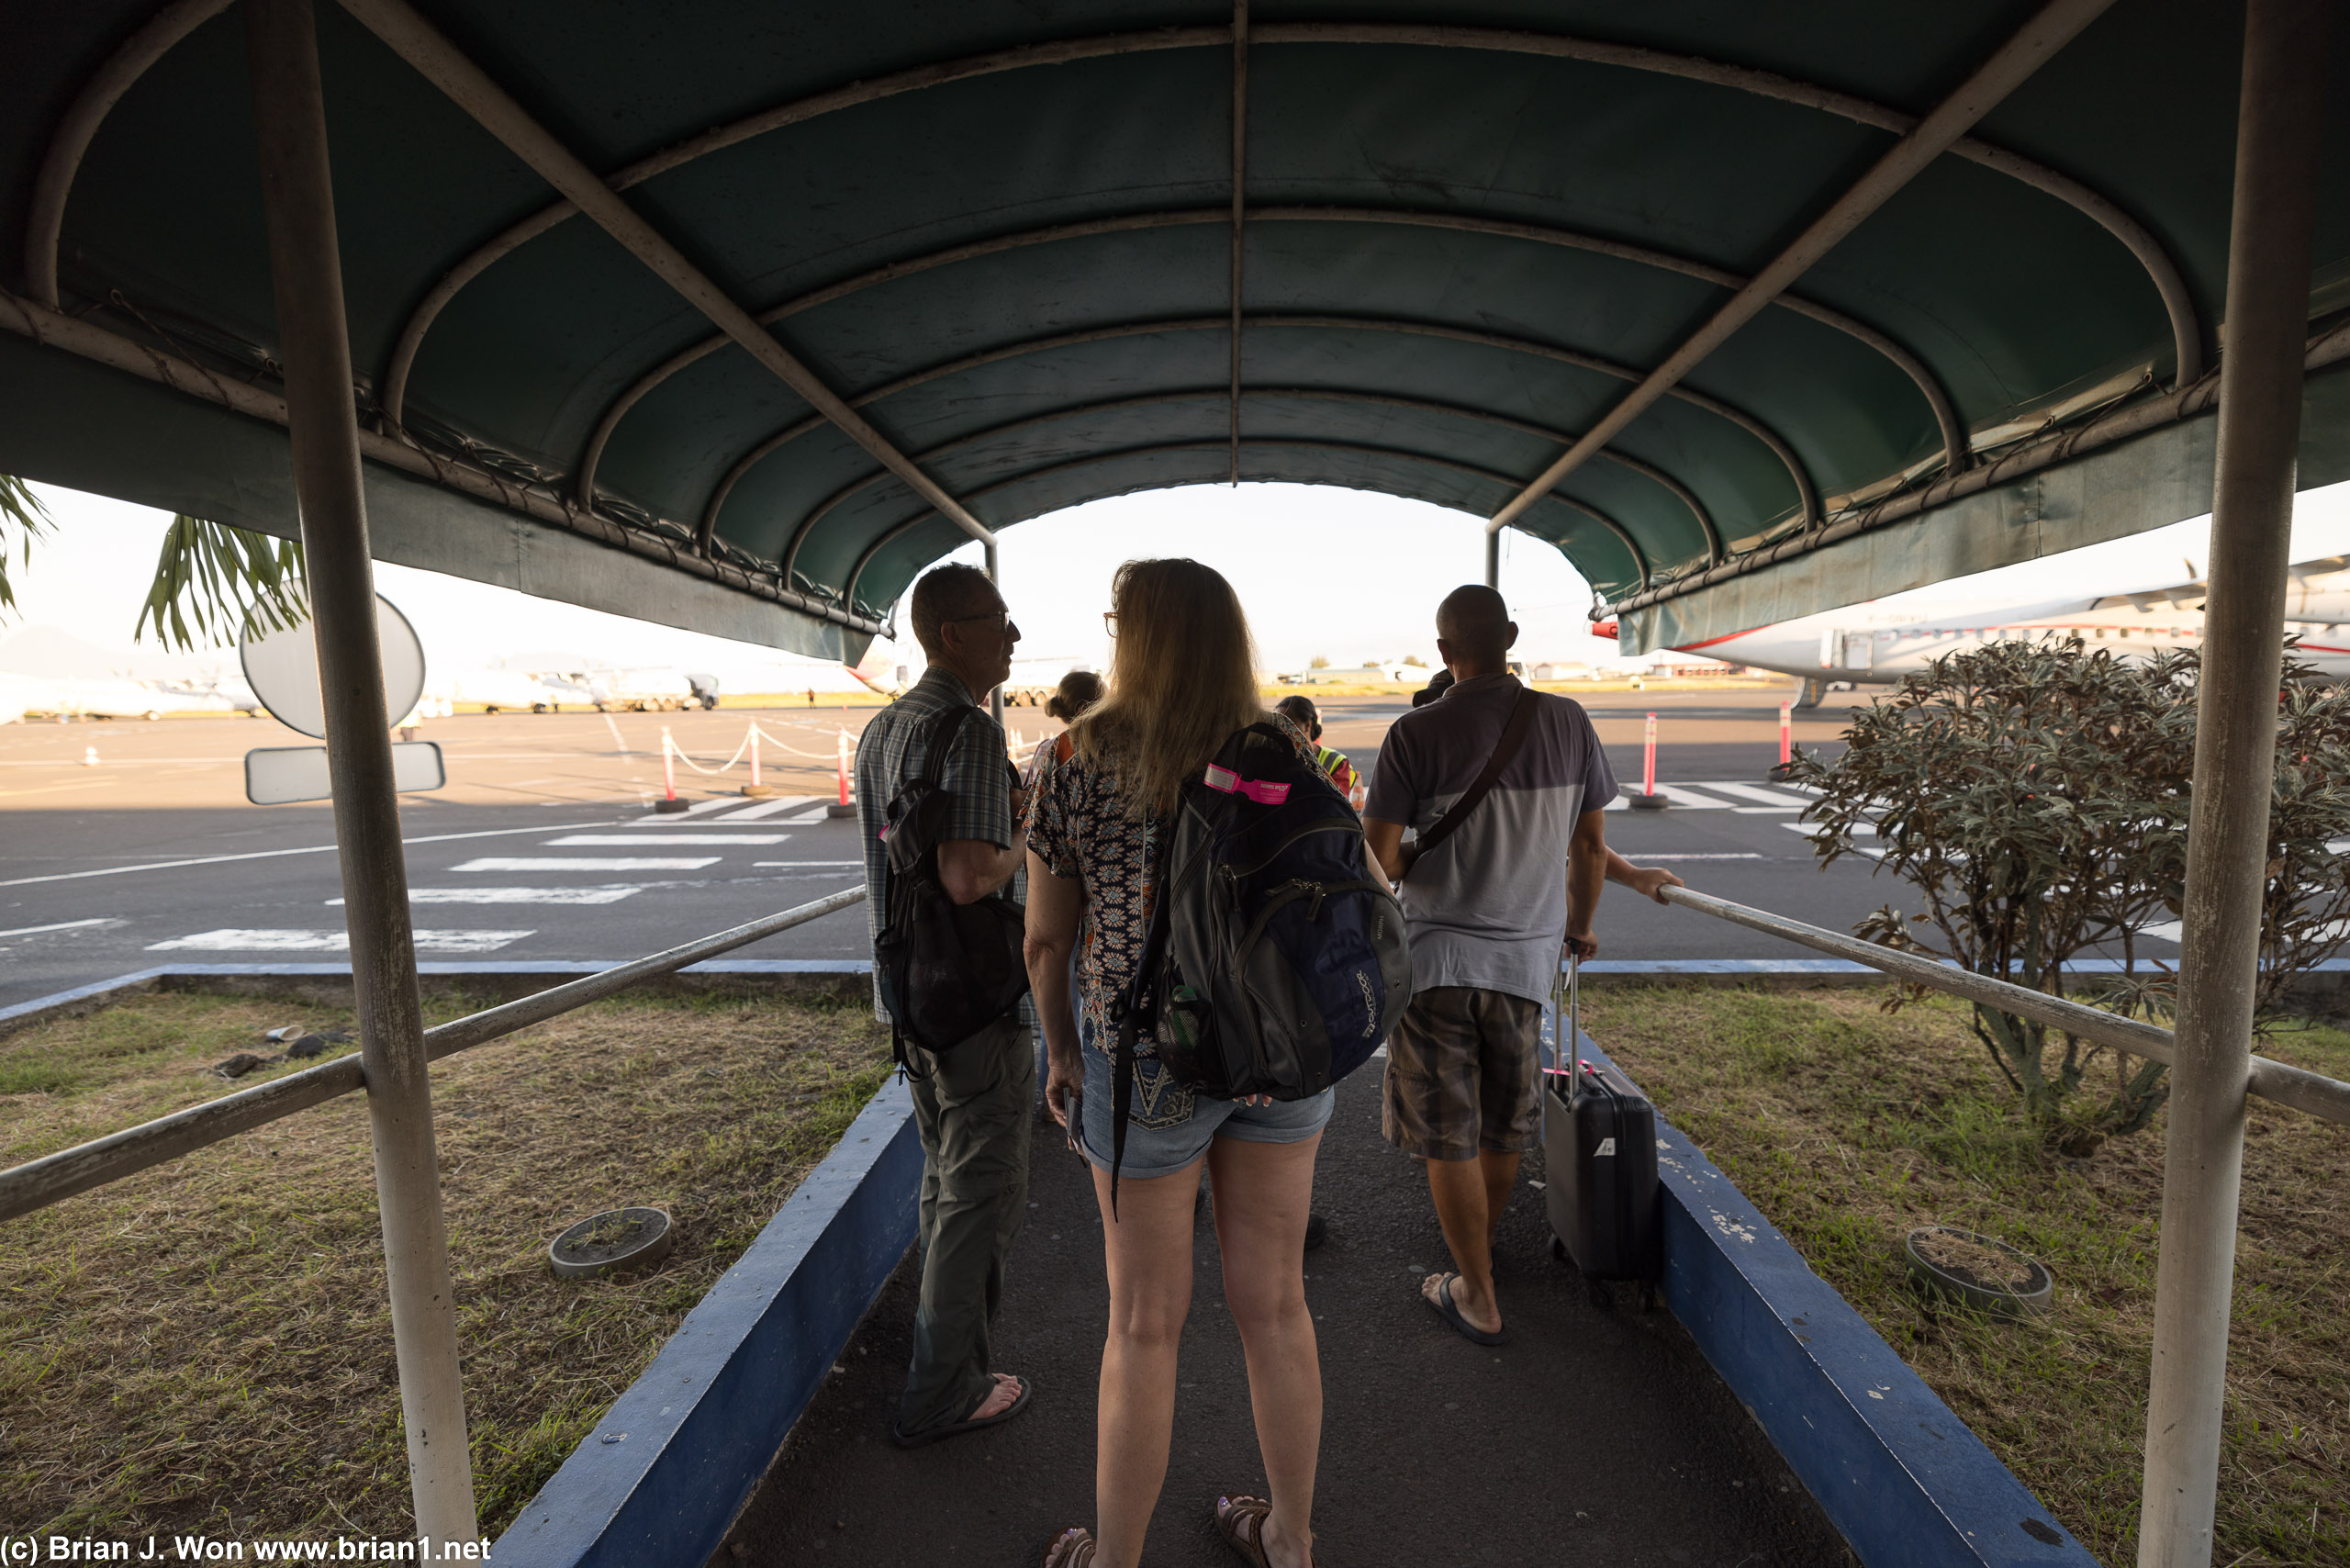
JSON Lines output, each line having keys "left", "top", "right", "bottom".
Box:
{"left": 1542, "top": 951, "right": 1662, "bottom": 1307}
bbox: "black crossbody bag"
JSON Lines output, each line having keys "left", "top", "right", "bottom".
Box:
{"left": 873, "top": 704, "right": 1031, "bottom": 1064}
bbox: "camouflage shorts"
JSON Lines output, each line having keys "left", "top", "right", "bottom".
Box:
{"left": 1381, "top": 986, "right": 1542, "bottom": 1161}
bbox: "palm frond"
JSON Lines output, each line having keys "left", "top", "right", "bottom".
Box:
{"left": 0, "top": 475, "right": 54, "bottom": 621}
{"left": 134, "top": 515, "right": 308, "bottom": 652}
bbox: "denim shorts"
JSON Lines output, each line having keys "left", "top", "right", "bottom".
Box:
{"left": 1074, "top": 1028, "right": 1334, "bottom": 1181}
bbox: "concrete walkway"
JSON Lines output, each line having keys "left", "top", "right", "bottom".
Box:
{"left": 718, "top": 1068, "right": 1853, "bottom": 1566}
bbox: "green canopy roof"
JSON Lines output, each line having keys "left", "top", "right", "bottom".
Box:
{"left": 3, "top": 0, "right": 2347, "bottom": 655}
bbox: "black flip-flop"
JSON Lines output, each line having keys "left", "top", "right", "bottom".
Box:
{"left": 1424, "top": 1272, "right": 1507, "bottom": 1346}
{"left": 890, "top": 1374, "right": 1033, "bottom": 1448}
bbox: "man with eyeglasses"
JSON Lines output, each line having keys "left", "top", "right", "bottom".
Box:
{"left": 853, "top": 561, "right": 1036, "bottom": 1447}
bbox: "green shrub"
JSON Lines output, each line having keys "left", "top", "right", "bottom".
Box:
{"left": 1788, "top": 638, "right": 2350, "bottom": 1153}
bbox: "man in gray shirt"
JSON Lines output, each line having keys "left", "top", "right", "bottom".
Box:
{"left": 1363, "top": 585, "right": 1617, "bottom": 1347}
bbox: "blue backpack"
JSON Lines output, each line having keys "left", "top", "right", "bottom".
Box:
{"left": 1109, "top": 722, "right": 1412, "bottom": 1198}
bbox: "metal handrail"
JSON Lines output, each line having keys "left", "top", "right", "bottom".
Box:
{"left": 1659, "top": 884, "right": 2350, "bottom": 1128}
{"left": 0, "top": 886, "right": 867, "bottom": 1224}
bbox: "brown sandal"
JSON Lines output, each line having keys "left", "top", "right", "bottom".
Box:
{"left": 1043, "top": 1526, "right": 1096, "bottom": 1566}
{"left": 1214, "top": 1495, "right": 1274, "bottom": 1567}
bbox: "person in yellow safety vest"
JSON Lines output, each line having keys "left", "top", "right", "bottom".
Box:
{"left": 1273, "top": 694, "right": 1361, "bottom": 804}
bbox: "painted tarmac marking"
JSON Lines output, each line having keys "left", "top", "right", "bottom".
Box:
{"left": 0, "top": 822, "right": 607, "bottom": 889}
{"left": 711, "top": 796, "right": 819, "bottom": 822}
{"left": 546, "top": 834, "right": 789, "bottom": 846}
{"left": 148, "top": 928, "right": 534, "bottom": 953}
{"left": 328, "top": 887, "right": 643, "bottom": 905}
{"left": 1632, "top": 853, "right": 1767, "bottom": 861}
{"left": 1700, "top": 782, "right": 1812, "bottom": 808}
{"left": 618, "top": 797, "right": 744, "bottom": 823}
{"left": 0, "top": 916, "right": 116, "bottom": 938}
{"left": 450, "top": 857, "right": 721, "bottom": 872}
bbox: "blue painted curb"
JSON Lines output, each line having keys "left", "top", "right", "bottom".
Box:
{"left": 1555, "top": 1018, "right": 2098, "bottom": 1566}
{"left": 488, "top": 1075, "right": 920, "bottom": 1568}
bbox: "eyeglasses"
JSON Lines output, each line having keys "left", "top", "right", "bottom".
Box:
{"left": 1102, "top": 611, "right": 1118, "bottom": 636}
{"left": 946, "top": 610, "right": 1018, "bottom": 638}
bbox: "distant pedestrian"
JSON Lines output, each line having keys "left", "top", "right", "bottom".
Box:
{"left": 1272, "top": 693, "right": 1361, "bottom": 807}
{"left": 852, "top": 563, "right": 1035, "bottom": 1448}
{"left": 1031, "top": 559, "right": 1337, "bottom": 1568}
{"left": 1360, "top": 585, "right": 1620, "bottom": 1347}
{"left": 807, "top": 688, "right": 816, "bottom": 707}
{"left": 1024, "top": 668, "right": 1104, "bottom": 788}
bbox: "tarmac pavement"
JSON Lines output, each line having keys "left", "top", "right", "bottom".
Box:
{"left": 717, "top": 1065, "right": 1854, "bottom": 1566}
{"left": 0, "top": 686, "right": 1921, "bottom": 1011}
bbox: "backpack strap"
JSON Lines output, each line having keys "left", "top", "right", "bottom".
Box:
{"left": 922, "top": 701, "right": 976, "bottom": 790}
{"left": 1105, "top": 802, "right": 1182, "bottom": 1220}
{"left": 1399, "top": 685, "right": 1539, "bottom": 881}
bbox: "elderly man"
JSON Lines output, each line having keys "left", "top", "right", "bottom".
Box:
{"left": 854, "top": 562, "right": 1035, "bottom": 1445}
{"left": 1362, "top": 585, "right": 1673, "bottom": 1346}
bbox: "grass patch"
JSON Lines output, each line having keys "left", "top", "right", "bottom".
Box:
{"left": 1583, "top": 985, "right": 2350, "bottom": 1566}
{"left": 0, "top": 986, "right": 891, "bottom": 1539}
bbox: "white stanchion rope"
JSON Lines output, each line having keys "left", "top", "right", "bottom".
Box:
{"left": 659, "top": 726, "right": 755, "bottom": 775}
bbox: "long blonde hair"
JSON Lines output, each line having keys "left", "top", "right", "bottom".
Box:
{"left": 1074, "top": 558, "right": 1268, "bottom": 817}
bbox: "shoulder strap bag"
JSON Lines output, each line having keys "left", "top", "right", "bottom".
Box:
{"left": 1393, "top": 685, "right": 1539, "bottom": 880}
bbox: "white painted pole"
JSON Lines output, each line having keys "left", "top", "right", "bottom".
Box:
{"left": 2138, "top": 2, "right": 2336, "bottom": 1562}
{"left": 244, "top": 0, "right": 476, "bottom": 1547}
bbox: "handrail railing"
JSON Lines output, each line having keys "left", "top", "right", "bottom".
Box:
{"left": 1659, "top": 884, "right": 2350, "bottom": 1128}
{"left": 0, "top": 886, "right": 868, "bottom": 1224}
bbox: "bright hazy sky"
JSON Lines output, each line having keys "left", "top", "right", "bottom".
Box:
{"left": 8, "top": 476, "right": 2350, "bottom": 683}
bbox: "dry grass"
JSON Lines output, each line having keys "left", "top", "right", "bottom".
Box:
{"left": 1583, "top": 985, "right": 2350, "bottom": 1567}
{"left": 0, "top": 986, "right": 891, "bottom": 1539}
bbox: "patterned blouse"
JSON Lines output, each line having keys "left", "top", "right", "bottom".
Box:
{"left": 1026, "top": 715, "right": 1320, "bottom": 1047}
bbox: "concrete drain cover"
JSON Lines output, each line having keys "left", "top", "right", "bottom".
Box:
{"left": 550, "top": 1206, "right": 675, "bottom": 1280}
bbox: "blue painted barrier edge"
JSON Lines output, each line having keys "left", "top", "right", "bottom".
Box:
{"left": 488, "top": 1075, "right": 920, "bottom": 1568}
{"left": 1561, "top": 1024, "right": 2098, "bottom": 1567}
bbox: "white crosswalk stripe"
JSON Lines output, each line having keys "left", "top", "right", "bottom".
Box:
{"left": 1698, "top": 781, "right": 1809, "bottom": 811}
{"left": 709, "top": 795, "right": 818, "bottom": 822}
{"left": 150, "top": 928, "right": 534, "bottom": 952}
{"left": 328, "top": 887, "right": 643, "bottom": 905}
{"left": 450, "top": 857, "right": 719, "bottom": 872}
{"left": 545, "top": 834, "right": 789, "bottom": 846}
{"left": 1605, "top": 780, "right": 1813, "bottom": 812}
{"left": 621, "top": 798, "right": 764, "bottom": 823}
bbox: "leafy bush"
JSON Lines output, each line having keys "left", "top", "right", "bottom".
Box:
{"left": 1786, "top": 638, "right": 2350, "bottom": 1154}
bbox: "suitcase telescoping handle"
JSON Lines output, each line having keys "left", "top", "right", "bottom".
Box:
{"left": 1548, "top": 944, "right": 1581, "bottom": 1082}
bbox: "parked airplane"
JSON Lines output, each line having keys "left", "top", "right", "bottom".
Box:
{"left": 1598, "top": 555, "right": 2350, "bottom": 706}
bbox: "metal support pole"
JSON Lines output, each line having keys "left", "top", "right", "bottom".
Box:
{"left": 984, "top": 540, "right": 1006, "bottom": 727}
{"left": 2138, "top": 2, "right": 2334, "bottom": 1562}
{"left": 246, "top": 0, "right": 476, "bottom": 1547}
{"left": 1484, "top": 528, "right": 1500, "bottom": 590}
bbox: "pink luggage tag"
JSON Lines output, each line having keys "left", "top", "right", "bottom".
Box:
{"left": 1203, "top": 764, "right": 1290, "bottom": 804}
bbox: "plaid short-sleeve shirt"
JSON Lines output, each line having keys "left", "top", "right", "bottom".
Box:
{"left": 854, "top": 666, "right": 1021, "bottom": 1022}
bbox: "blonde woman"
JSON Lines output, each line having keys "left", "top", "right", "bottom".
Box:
{"left": 1027, "top": 559, "right": 1326, "bottom": 1568}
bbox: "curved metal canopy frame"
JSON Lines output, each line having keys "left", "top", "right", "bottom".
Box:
{"left": 12, "top": 4, "right": 2200, "bottom": 615}
{"left": 215, "top": 18, "right": 2214, "bottom": 426}
{"left": 574, "top": 203, "right": 1962, "bottom": 513}
{"left": 783, "top": 384, "right": 1718, "bottom": 589}
{"left": 840, "top": 435, "right": 1651, "bottom": 606}
{"left": 704, "top": 313, "right": 1818, "bottom": 556}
